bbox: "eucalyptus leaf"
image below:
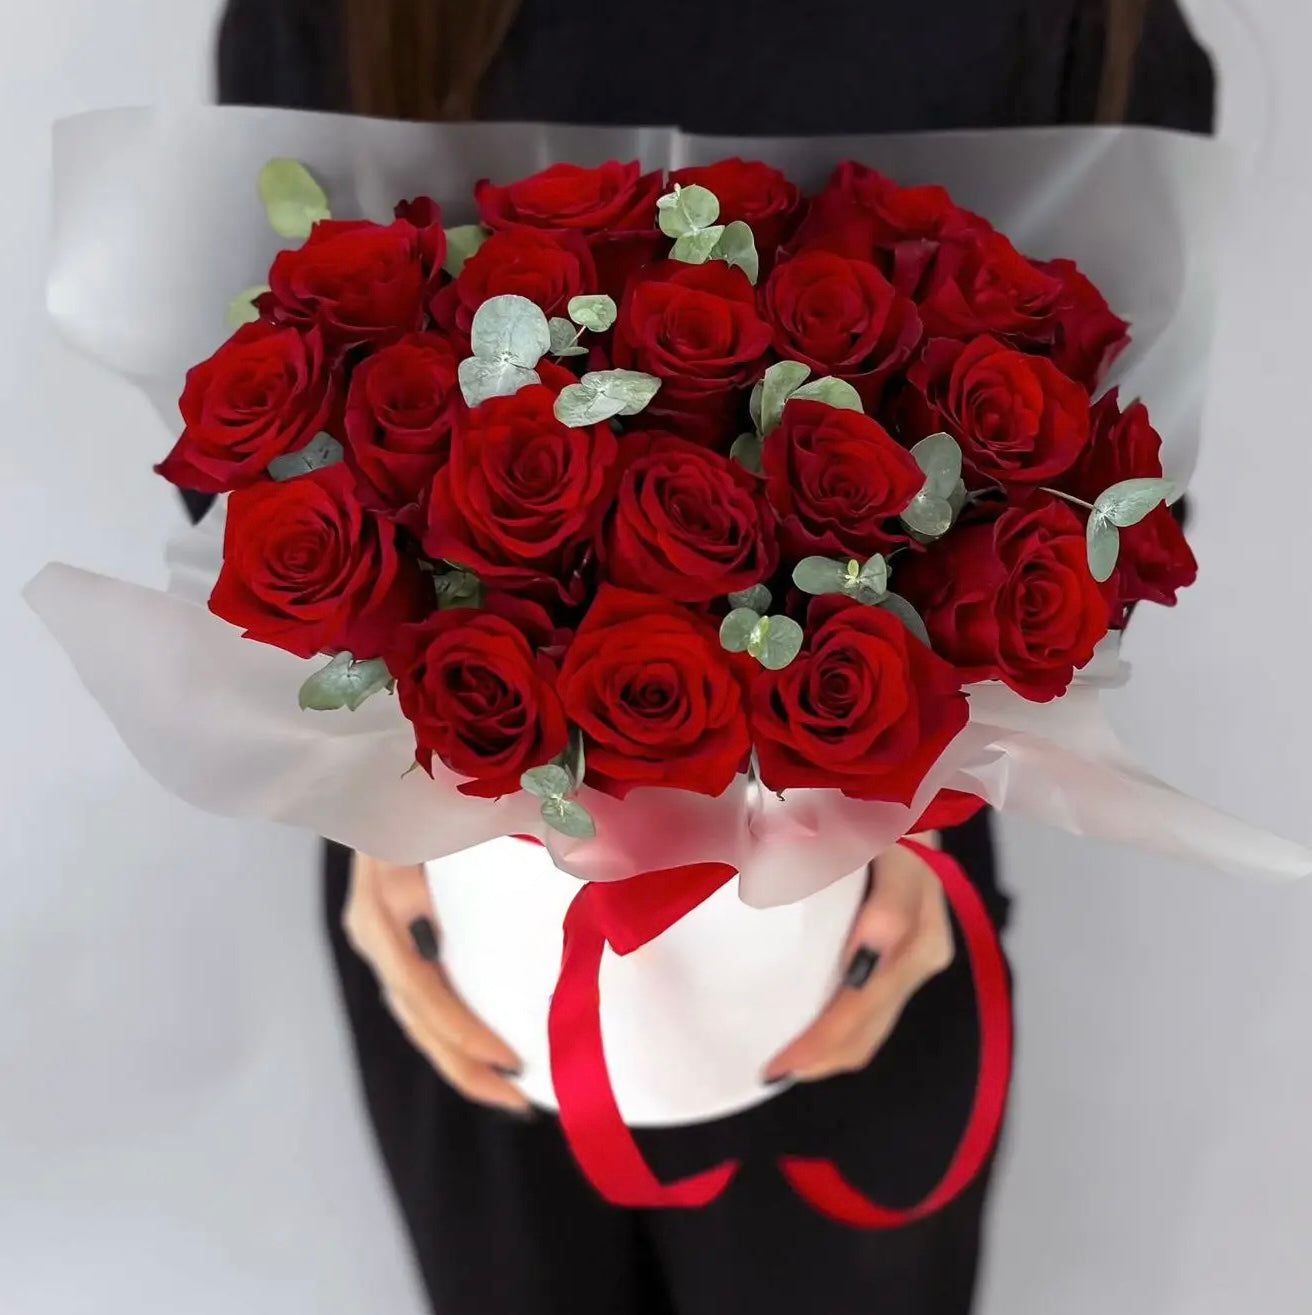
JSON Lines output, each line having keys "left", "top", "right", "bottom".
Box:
{"left": 900, "top": 491, "right": 954, "bottom": 538}
{"left": 1095, "top": 477, "right": 1175, "bottom": 529}
{"left": 521, "top": 764, "right": 573, "bottom": 800}
{"left": 671, "top": 225, "right": 726, "bottom": 265}
{"left": 656, "top": 183, "right": 721, "bottom": 238}
{"left": 788, "top": 376, "right": 864, "bottom": 415}
{"left": 258, "top": 159, "right": 331, "bottom": 239}
{"left": 567, "top": 294, "right": 618, "bottom": 333}
{"left": 730, "top": 431, "right": 764, "bottom": 475}
{"left": 542, "top": 797, "right": 597, "bottom": 841}
{"left": 879, "top": 593, "right": 932, "bottom": 648}
{"left": 226, "top": 284, "right": 268, "bottom": 330}
{"left": 1086, "top": 513, "right": 1121, "bottom": 583}
{"left": 792, "top": 557, "right": 851, "bottom": 596}
{"left": 554, "top": 370, "right": 661, "bottom": 427}
{"left": 911, "top": 432, "right": 964, "bottom": 500}
{"left": 562, "top": 729, "right": 587, "bottom": 792}
{"left": 858, "top": 555, "right": 890, "bottom": 597}
{"left": 458, "top": 356, "right": 541, "bottom": 407}
{"left": 298, "top": 653, "right": 391, "bottom": 712}
{"left": 728, "top": 584, "right": 773, "bottom": 613}
{"left": 469, "top": 294, "right": 552, "bottom": 369}
{"left": 434, "top": 569, "right": 483, "bottom": 610}
{"left": 549, "top": 317, "right": 588, "bottom": 357}
{"left": 719, "top": 607, "right": 762, "bottom": 653}
{"left": 750, "top": 615, "right": 805, "bottom": 671}
{"left": 712, "top": 221, "right": 760, "bottom": 284}
{"left": 749, "top": 381, "right": 764, "bottom": 433}
{"left": 760, "top": 361, "right": 812, "bottom": 435}
{"left": 442, "top": 224, "right": 488, "bottom": 278}
{"left": 267, "top": 432, "right": 343, "bottom": 482}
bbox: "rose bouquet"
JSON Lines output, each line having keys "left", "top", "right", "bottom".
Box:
{"left": 145, "top": 149, "right": 1193, "bottom": 853}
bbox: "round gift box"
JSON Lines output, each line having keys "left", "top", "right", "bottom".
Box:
{"left": 426, "top": 838, "right": 868, "bottom": 1127}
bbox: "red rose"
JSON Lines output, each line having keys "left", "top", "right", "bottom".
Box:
{"left": 477, "top": 161, "right": 663, "bottom": 234}
{"left": 897, "top": 497, "right": 1111, "bottom": 701}
{"left": 917, "top": 231, "right": 1065, "bottom": 342}
{"left": 210, "top": 463, "right": 429, "bottom": 661}
{"left": 762, "top": 250, "right": 922, "bottom": 404}
{"left": 422, "top": 370, "right": 618, "bottom": 597}
{"left": 433, "top": 227, "right": 598, "bottom": 338}
{"left": 613, "top": 261, "right": 773, "bottom": 446}
{"left": 793, "top": 161, "right": 986, "bottom": 262}
{"left": 601, "top": 432, "right": 778, "bottom": 602}
{"left": 751, "top": 597, "right": 968, "bottom": 803}
{"left": 763, "top": 400, "right": 925, "bottom": 559}
{"left": 669, "top": 158, "right": 804, "bottom": 263}
{"left": 343, "top": 333, "right": 463, "bottom": 513}
{"left": 1062, "top": 389, "right": 1196, "bottom": 620}
{"left": 1034, "top": 258, "right": 1130, "bottom": 391}
{"left": 909, "top": 336, "right": 1090, "bottom": 486}
{"left": 557, "top": 587, "right": 751, "bottom": 797}
{"left": 390, "top": 601, "right": 569, "bottom": 799}
{"left": 156, "top": 322, "right": 339, "bottom": 494}
{"left": 268, "top": 214, "right": 442, "bottom": 347}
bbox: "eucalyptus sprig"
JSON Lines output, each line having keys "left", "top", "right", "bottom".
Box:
{"left": 1066, "top": 477, "right": 1176, "bottom": 582}
{"left": 442, "top": 224, "right": 488, "bottom": 278}
{"left": 521, "top": 732, "right": 595, "bottom": 840}
{"left": 266, "top": 432, "right": 344, "bottom": 482}
{"left": 554, "top": 369, "right": 662, "bottom": 427}
{"left": 720, "top": 607, "right": 805, "bottom": 670}
{"left": 793, "top": 555, "right": 889, "bottom": 606}
{"left": 458, "top": 294, "right": 551, "bottom": 407}
{"left": 657, "top": 183, "right": 726, "bottom": 264}
{"left": 732, "top": 361, "right": 865, "bottom": 474}
{"left": 298, "top": 653, "right": 392, "bottom": 712}
{"left": 548, "top": 293, "right": 619, "bottom": 358}
{"left": 433, "top": 566, "right": 482, "bottom": 611}
{"left": 902, "top": 432, "right": 966, "bottom": 540}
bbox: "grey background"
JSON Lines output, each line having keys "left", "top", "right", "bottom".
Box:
{"left": 2, "top": 3, "right": 1308, "bottom": 1312}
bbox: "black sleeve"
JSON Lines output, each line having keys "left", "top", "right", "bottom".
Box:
{"left": 1059, "top": 0, "right": 1217, "bottom": 133}
{"left": 216, "top": 0, "right": 345, "bottom": 112}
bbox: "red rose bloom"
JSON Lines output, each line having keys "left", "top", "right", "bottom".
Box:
{"left": 390, "top": 600, "right": 569, "bottom": 799}
{"left": 210, "top": 463, "right": 429, "bottom": 661}
{"left": 909, "top": 336, "right": 1090, "bottom": 486}
{"left": 422, "top": 373, "right": 618, "bottom": 596}
{"left": 763, "top": 400, "right": 926, "bottom": 559}
{"left": 751, "top": 597, "right": 968, "bottom": 803}
{"left": 917, "top": 231, "right": 1066, "bottom": 342}
{"left": 601, "top": 432, "right": 778, "bottom": 602}
{"left": 343, "top": 333, "right": 463, "bottom": 512}
{"left": 156, "top": 321, "right": 339, "bottom": 494}
{"left": 762, "top": 250, "right": 923, "bottom": 404}
{"left": 433, "top": 227, "right": 598, "bottom": 337}
{"left": 897, "top": 497, "right": 1111, "bottom": 701}
{"left": 557, "top": 587, "right": 752, "bottom": 797}
{"left": 1063, "top": 389, "right": 1196, "bottom": 620}
{"left": 613, "top": 261, "right": 773, "bottom": 446}
{"left": 268, "top": 215, "right": 442, "bottom": 347}
{"left": 793, "top": 161, "right": 987, "bottom": 262}
{"left": 476, "top": 160, "right": 663, "bottom": 233}
{"left": 669, "top": 158, "right": 804, "bottom": 263}
{"left": 1034, "top": 258, "right": 1131, "bottom": 392}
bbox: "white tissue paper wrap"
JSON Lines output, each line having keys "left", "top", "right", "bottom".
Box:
{"left": 22, "top": 110, "right": 1312, "bottom": 1120}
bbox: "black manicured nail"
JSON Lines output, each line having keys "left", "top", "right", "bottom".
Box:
{"left": 844, "top": 948, "right": 881, "bottom": 990}
{"left": 408, "top": 916, "right": 440, "bottom": 963}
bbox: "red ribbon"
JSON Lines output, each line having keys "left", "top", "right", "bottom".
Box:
{"left": 542, "top": 840, "right": 1012, "bottom": 1227}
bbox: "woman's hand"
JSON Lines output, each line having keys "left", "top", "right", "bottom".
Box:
{"left": 764, "top": 837, "right": 955, "bottom": 1085}
{"left": 344, "top": 852, "right": 531, "bottom": 1115}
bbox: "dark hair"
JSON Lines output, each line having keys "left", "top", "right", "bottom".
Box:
{"left": 342, "top": 0, "right": 522, "bottom": 121}
{"left": 343, "top": 0, "right": 1151, "bottom": 125}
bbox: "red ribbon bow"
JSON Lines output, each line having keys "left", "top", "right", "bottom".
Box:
{"left": 539, "top": 839, "right": 1012, "bottom": 1227}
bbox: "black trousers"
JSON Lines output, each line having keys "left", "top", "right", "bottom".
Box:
{"left": 321, "top": 813, "right": 1008, "bottom": 1315}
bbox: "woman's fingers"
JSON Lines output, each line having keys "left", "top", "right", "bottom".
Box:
{"left": 346, "top": 852, "right": 525, "bottom": 1100}
{"left": 764, "top": 842, "right": 955, "bottom": 1084}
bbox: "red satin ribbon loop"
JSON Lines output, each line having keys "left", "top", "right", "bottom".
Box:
{"left": 548, "top": 861, "right": 741, "bottom": 1210}
{"left": 779, "top": 840, "right": 1014, "bottom": 1228}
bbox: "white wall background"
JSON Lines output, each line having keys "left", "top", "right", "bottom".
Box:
{"left": 1, "top": 3, "right": 1308, "bottom": 1314}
